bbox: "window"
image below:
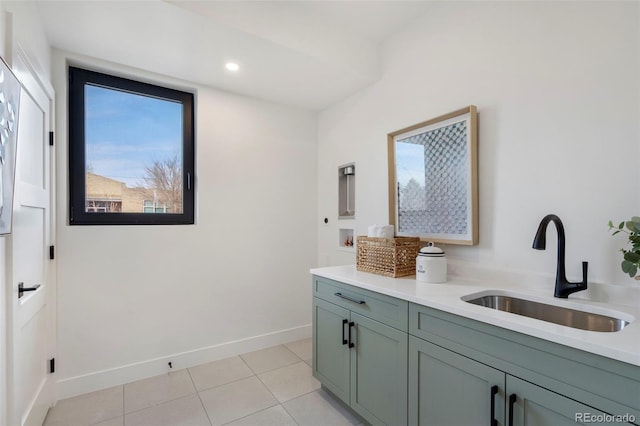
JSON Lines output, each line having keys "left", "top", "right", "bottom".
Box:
{"left": 143, "top": 200, "right": 169, "bottom": 213}
{"left": 68, "top": 67, "right": 194, "bottom": 225}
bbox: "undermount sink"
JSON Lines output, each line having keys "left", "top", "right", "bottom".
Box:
{"left": 463, "top": 293, "right": 630, "bottom": 332}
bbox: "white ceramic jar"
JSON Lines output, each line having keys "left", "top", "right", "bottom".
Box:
{"left": 416, "top": 242, "right": 447, "bottom": 283}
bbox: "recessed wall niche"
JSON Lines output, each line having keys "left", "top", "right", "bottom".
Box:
{"left": 338, "top": 163, "right": 355, "bottom": 219}
{"left": 338, "top": 227, "right": 355, "bottom": 252}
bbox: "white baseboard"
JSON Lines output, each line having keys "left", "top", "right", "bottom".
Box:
{"left": 56, "top": 324, "right": 312, "bottom": 400}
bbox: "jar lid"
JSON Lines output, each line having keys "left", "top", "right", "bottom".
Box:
{"left": 419, "top": 242, "right": 445, "bottom": 257}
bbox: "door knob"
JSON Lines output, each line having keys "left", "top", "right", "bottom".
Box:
{"left": 18, "top": 282, "right": 40, "bottom": 299}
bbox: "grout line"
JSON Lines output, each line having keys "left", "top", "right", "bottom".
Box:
{"left": 187, "top": 368, "right": 214, "bottom": 426}
{"left": 279, "top": 402, "right": 301, "bottom": 426}
{"left": 251, "top": 362, "right": 319, "bottom": 409}
{"left": 219, "top": 403, "right": 288, "bottom": 426}
{"left": 191, "top": 357, "right": 257, "bottom": 394}
{"left": 281, "top": 343, "right": 304, "bottom": 361}
{"left": 120, "top": 371, "right": 197, "bottom": 417}
{"left": 254, "top": 365, "right": 283, "bottom": 404}
{"left": 237, "top": 354, "right": 258, "bottom": 376}
{"left": 283, "top": 339, "right": 312, "bottom": 362}
{"left": 121, "top": 393, "right": 198, "bottom": 417}
{"left": 240, "top": 350, "right": 303, "bottom": 376}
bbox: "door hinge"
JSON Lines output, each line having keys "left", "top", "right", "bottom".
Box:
{"left": 49, "top": 245, "right": 55, "bottom": 260}
{"left": 49, "top": 131, "right": 54, "bottom": 146}
{"left": 49, "top": 358, "right": 55, "bottom": 374}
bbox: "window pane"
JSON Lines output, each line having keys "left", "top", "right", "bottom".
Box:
{"left": 84, "top": 84, "right": 183, "bottom": 214}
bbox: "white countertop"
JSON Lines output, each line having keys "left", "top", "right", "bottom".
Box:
{"left": 310, "top": 264, "right": 640, "bottom": 367}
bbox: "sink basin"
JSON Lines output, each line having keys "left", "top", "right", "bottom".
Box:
{"left": 464, "top": 293, "right": 629, "bottom": 332}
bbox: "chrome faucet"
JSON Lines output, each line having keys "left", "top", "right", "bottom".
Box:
{"left": 532, "top": 214, "right": 588, "bottom": 298}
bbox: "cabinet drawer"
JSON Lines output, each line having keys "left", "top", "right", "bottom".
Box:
{"left": 313, "top": 276, "right": 408, "bottom": 331}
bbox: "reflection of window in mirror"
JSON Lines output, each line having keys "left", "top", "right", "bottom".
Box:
{"left": 388, "top": 106, "right": 478, "bottom": 245}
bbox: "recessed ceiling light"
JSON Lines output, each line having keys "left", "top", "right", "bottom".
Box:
{"left": 225, "top": 62, "right": 240, "bottom": 72}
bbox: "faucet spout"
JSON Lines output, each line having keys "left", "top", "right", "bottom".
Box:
{"left": 532, "top": 214, "right": 588, "bottom": 298}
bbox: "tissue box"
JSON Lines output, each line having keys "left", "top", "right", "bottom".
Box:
{"left": 356, "top": 236, "right": 420, "bottom": 278}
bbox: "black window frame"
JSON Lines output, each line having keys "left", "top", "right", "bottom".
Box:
{"left": 68, "top": 66, "right": 195, "bottom": 225}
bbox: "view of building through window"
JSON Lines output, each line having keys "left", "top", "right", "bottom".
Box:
{"left": 84, "top": 84, "right": 183, "bottom": 214}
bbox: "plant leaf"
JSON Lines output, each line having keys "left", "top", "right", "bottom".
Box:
{"left": 628, "top": 264, "right": 638, "bottom": 278}
{"left": 622, "top": 260, "right": 634, "bottom": 273}
{"left": 618, "top": 221, "right": 625, "bottom": 229}
{"left": 626, "top": 221, "right": 636, "bottom": 232}
{"left": 612, "top": 230, "right": 620, "bottom": 236}
{"left": 631, "top": 216, "right": 640, "bottom": 224}
{"left": 608, "top": 220, "right": 614, "bottom": 228}
{"left": 624, "top": 252, "right": 640, "bottom": 263}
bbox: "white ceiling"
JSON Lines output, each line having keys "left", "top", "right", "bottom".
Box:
{"left": 35, "top": 0, "right": 432, "bottom": 110}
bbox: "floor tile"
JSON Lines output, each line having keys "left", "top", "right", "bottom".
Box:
{"left": 225, "top": 405, "right": 297, "bottom": 426}
{"left": 124, "top": 394, "right": 210, "bottom": 426}
{"left": 258, "top": 361, "right": 320, "bottom": 403}
{"left": 283, "top": 389, "right": 361, "bottom": 426}
{"left": 93, "top": 416, "right": 124, "bottom": 426}
{"left": 188, "top": 356, "right": 254, "bottom": 391}
{"left": 240, "top": 345, "right": 300, "bottom": 374}
{"left": 124, "top": 369, "right": 196, "bottom": 414}
{"left": 44, "top": 385, "right": 123, "bottom": 426}
{"left": 285, "top": 338, "right": 312, "bottom": 361}
{"left": 199, "top": 376, "right": 278, "bottom": 425}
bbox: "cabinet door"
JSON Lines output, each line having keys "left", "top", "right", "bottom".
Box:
{"left": 409, "top": 336, "right": 505, "bottom": 426}
{"left": 507, "top": 376, "right": 615, "bottom": 426}
{"left": 350, "top": 312, "right": 408, "bottom": 426}
{"left": 313, "top": 297, "right": 351, "bottom": 403}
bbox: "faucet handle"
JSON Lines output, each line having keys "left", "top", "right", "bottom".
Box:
{"left": 581, "top": 261, "right": 588, "bottom": 286}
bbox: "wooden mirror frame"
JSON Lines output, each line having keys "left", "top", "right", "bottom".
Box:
{"left": 388, "top": 106, "right": 478, "bottom": 245}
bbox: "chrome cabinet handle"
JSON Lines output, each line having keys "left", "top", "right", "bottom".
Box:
{"left": 334, "top": 292, "right": 366, "bottom": 305}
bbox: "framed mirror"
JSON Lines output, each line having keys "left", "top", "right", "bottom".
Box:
{"left": 388, "top": 106, "right": 478, "bottom": 245}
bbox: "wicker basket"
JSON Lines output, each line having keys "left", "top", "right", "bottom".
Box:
{"left": 356, "top": 236, "right": 420, "bottom": 277}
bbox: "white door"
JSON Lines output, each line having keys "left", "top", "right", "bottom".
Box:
{"left": 7, "top": 49, "right": 55, "bottom": 426}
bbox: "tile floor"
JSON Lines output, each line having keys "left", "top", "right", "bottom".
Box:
{"left": 43, "top": 338, "right": 365, "bottom": 426}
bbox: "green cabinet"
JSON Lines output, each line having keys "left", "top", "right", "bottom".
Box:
{"left": 409, "top": 336, "right": 618, "bottom": 426}
{"left": 409, "top": 303, "right": 640, "bottom": 426}
{"left": 312, "top": 277, "right": 408, "bottom": 426}
{"left": 507, "top": 375, "right": 612, "bottom": 426}
{"left": 313, "top": 297, "right": 351, "bottom": 402}
{"left": 311, "top": 274, "right": 639, "bottom": 426}
{"left": 409, "top": 336, "right": 505, "bottom": 426}
{"left": 350, "top": 312, "right": 408, "bottom": 425}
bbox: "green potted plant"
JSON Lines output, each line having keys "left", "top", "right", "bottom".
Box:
{"left": 608, "top": 216, "right": 640, "bottom": 280}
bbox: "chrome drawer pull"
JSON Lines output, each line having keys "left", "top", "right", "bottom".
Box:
{"left": 334, "top": 292, "right": 366, "bottom": 305}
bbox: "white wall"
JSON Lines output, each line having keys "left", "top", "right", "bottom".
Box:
{"left": 53, "top": 51, "right": 318, "bottom": 397}
{"left": 318, "top": 1, "right": 640, "bottom": 285}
